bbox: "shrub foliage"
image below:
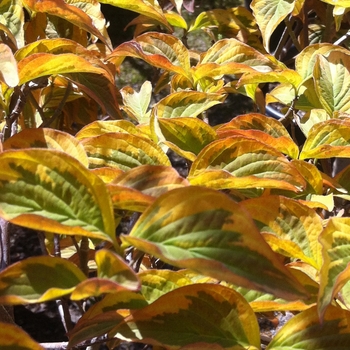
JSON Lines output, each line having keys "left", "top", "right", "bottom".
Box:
{"left": 2, "top": 0, "right": 350, "bottom": 349}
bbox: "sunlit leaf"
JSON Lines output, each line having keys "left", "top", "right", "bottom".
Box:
{"left": 112, "top": 165, "right": 189, "bottom": 197}
{"left": 153, "top": 91, "right": 225, "bottom": 119}
{"left": 314, "top": 51, "right": 350, "bottom": 115}
{"left": 107, "top": 32, "right": 191, "bottom": 80}
{"left": 0, "top": 43, "right": 19, "bottom": 87}
{"left": 251, "top": 0, "right": 296, "bottom": 52}
{"left": 300, "top": 119, "right": 350, "bottom": 160}
{"left": 0, "top": 322, "right": 44, "bottom": 349}
{"left": 318, "top": 217, "right": 350, "bottom": 319}
{"left": 267, "top": 305, "right": 350, "bottom": 349}
{"left": 122, "top": 187, "right": 308, "bottom": 300}
{"left": 3, "top": 128, "right": 89, "bottom": 167}
{"left": 71, "top": 249, "right": 140, "bottom": 300}
{"left": 165, "top": 11, "right": 188, "bottom": 30}
{"left": 242, "top": 195, "right": 323, "bottom": 269}
{"left": 0, "top": 256, "right": 86, "bottom": 304}
{"left": 110, "top": 284, "right": 261, "bottom": 349}
{"left": 188, "top": 136, "right": 306, "bottom": 192}
{"left": 0, "top": 149, "right": 116, "bottom": 244}
{"left": 299, "top": 109, "right": 330, "bottom": 137}
{"left": 81, "top": 133, "right": 170, "bottom": 170}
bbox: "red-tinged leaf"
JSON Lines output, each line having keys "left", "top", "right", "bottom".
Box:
{"left": 217, "top": 128, "right": 299, "bottom": 159}
{"left": 107, "top": 32, "right": 191, "bottom": 80}
{"left": 0, "top": 43, "right": 19, "bottom": 87}
{"left": 242, "top": 195, "right": 323, "bottom": 269}
{"left": 188, "top": 136, "right": 305, "bottom": 192}
{"left": 76, "top": 120, "right": 145, "bottom": 140}
{"left": 0, "top": 149, "right": 116, "bottom": 244}
{"left": 3, "top": 128, "right": 89, "bottom": 167}
{"left": 107, "top": 184, "right": 155, "bottom": 212}
{"left": 81, "top": 133, "right": 170, "bottom": 170}
{"left": 266, "top": 305, "right": 350, "bottom": 349}
{"left": 18, "top": 53, "right": 113, "bottom": 85}
{"left": 71, "top": 249, "right": 140, "bottom": 300}
{"left": 99, "top": 0, "right": 172, "bottom": 32}
{"left": 22, "top": 0, "right": 109, "bottom": 46}
{"left": 318, "top": 218, "right": 350, "bottom": 320}
{"left": 109, "top": 284, "right": 260, "bottom": 349}
{"left": 0, "top": 322, "right": 44, "bottom": 350}
{"left": 251, "top": 0, "right": 295, "bottom": 52}
{"left": 153, "top": 91, "right": 225, "bottom": 119}
{"left": 300, "top": 119, "right": 350, "bottom": 160}
{"left": 121, "top": 187, "right": 309, "bottom": 300}
{"left": 0, "top": 256, "right": 86, "bottom": 304}
{"left": 112, "top": 165, "right": 189, "bottom": 197}
{"left": 157, "top": 117, "right": 217, "bottom": 159}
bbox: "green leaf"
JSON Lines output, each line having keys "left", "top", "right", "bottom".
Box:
{"left": 153, "top": 91, "right": 225, "bottom": 119}
{"left": 251, "top": 0, "right": 296, "bottom": 52}
{"left": 0, "top": 149, "right": 116, "bottom": 244}
{"left": 0, "top": 43, "right": 19, "bottom": 87}
{"left": 241, "top": 195, "right": 323, "bottom": 269}
{"left": 81, "top": 133, "right": 171, "bottom": 170}
{"left": 107, "top": 32, "right": 191, "bottom": 80}
{"left": 110, "top": 284, "right": 261, "bottom": 349}
{"left": 71, "top": 249, "right": 140, "bottom": 300}
{"left": 120, "top": 80, "right": 152, "bottom": 123}
{"left": 313, "top": 51, "right": 350, "bottom": 115}
{"left": 0, "top": 322, "right": 44, "bottom": 350}
{"left": 0, "top": 256, "right": 86, "bottom": 304}
{"left": 318, "top": 218, "right": 350, "bottom": 320}
{"left": 157, "top": 117, "right": 217, "bottom": 160}
{"left": 267, "top": 305, "right": 350, "bottom": 349}
{"left": 188, "top": 136, "right": 306, "bottom": 192}
{"left": 122, "top": 186, "right": 309, "bottom": 300}
{"left": 300, "top": 119, "right": 350, "bottom": 160}
{"left": 3, "top": 128, "right": 89, "bottom": 167}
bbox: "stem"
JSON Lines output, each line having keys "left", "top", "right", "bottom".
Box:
{"left": 79, "top": 236, "right": 90, "bottom": 276}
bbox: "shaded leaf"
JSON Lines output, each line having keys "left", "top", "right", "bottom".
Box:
{"left": 318, "top": 217, "right": 350, "bottom": 319}
{"left": 0, "top": 43, "right": 19, "bottom": 87}
{"left": 81, "top": 133, "right": 170, "bottom": 170}
{"left": 300, "top": 119, "right": 350, "bottom": 160}
{"left": 0, "top": 256, "right": 86, "bottom": 304}
{"left": 267, "top": 305, "right": 350, "bottom": 349}
{"left": 241, "top": 195, "right": 323, "bottom": 269}
{"left": 122, "top": 187, "right": 309, "bottom": 300}
{"left": 110, "top": 284, "right": 261, "bottom": 349}
{"left": 0, "top": 149, "right": 116, "bottom": 244}
{"left": 0, "top": 322, "right": 44, "bottom": 350}
{"left": 3, "top": 128, "right": 89, "bottom": 167}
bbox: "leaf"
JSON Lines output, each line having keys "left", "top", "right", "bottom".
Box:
{"left": 76, "top": 120, "right": 145, "bottom": 139}
{"left": 0, "top": 322, "right": 44, "bottom": 350}
{"left": 313, "top": 51, "right": 350, "bottom": 115}
{"left": 22, "top": 0, "right": 109, "bottom": 46}
{"left": 157, "top": 117, "right": 217, "bottom": 160}
{"left": 242, "top": 195, "right": 323, "bottom": 269}
{"left": 153, "top": 91, "right": 225, "bottom": 119}
{"left": 251, "top": 0, "right": 296, "bottom": 52}
{"left": 107, "top": 32, "right": 191, "bottom": 80}
{"left": 99, "top": 0, "right": 172, "bottom": 32}
{"left": 71, "top": 249, "right": 140, "bottom": 300}
{"left": 121, "top": 187, "right": 309, "bottom": 300}
{"left": 0, "top": 149, "right": 116, "bottom": 244}
{"left": 188, "top": 136, "right": 306, "bottom": 192}
{"left": 266, "top": 305, "right": 350, "bottom": 349}
{"left": 3, "top": 128, "right": 89, "bottom": 167}
{"left": 0, "top": 256, "right": 86, "bottom": 304}
{"left": 0, "top": 43, "right": 19, "bottom": 87}
{"left": 81, "top": 133, "right": 170, "bottom": 170}
{"left": 318, "top": 218, "right": 350, "bottom": 319}
{"left": 300, "top": 119, "right": 350, "bottom": 160}
{"left": 112, "top": 165, "right": 189, "bottom": 197}
{"left": 110, "top": 284, "right": 261, "bottom": 349}
{"left": 299, "top": 109, "right": 330, "bottom": 137}
{"left": 120, "top": 80, "right": 152, "bottom": 123}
